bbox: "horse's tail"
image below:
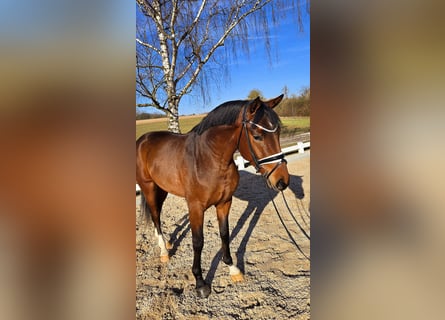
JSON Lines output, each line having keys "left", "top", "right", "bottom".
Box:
{"left": 139, "top": 190, "right": 151, "bottom": 224}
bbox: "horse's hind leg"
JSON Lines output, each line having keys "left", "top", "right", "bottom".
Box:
{"left": 140, "top": 182, "right": 170, "bottom": 263}
{"left": 216, "top": 200, "right": 244, "bottom": 282}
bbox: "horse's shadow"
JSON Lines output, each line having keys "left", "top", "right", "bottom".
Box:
{"left": 204, "top": 171, "right": 305, "bottom": 284}
{"left": 164, "top": 171, "right": 305, "bottom": 286}
{"left": 167, "top": 213, "right": 190, "bottom": 257}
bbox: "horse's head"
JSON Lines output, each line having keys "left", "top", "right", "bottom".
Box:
{"left": 238, "top": 95, "right": 289, "bottom": 191}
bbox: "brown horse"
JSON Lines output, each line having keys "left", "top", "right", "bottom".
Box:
{"left": 136, "top": 95, "right": 289, "bottom": 298}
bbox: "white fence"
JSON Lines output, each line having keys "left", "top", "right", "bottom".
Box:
{"left": 136, "top": 139, "right": 310, "bottom": 193}
{"left": 234, "top": 140, "right": 310, "bottom": 170}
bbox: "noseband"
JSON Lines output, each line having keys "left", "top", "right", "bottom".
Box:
{"left": 238, "top": 105, "right": 287, "bottom": 179}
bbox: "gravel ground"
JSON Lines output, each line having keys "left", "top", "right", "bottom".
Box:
{"left": 136, "top": 152, "right": 310, "bottom": 319}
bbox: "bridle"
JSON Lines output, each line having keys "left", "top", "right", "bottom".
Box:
{"left": 237, "top": 105, "right": 287, "bottom": 180}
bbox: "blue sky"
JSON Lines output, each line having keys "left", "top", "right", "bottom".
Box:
{"left": 138, "top": 9, "right": 310, "bottom": 116}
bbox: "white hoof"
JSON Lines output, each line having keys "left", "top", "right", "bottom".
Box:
{"left": 228, "top": 265, "right": 244, "bottom": 282}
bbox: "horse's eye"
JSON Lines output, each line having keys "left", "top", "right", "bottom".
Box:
{"left": 253, "top": 135, "right": 262, "bottom": 141}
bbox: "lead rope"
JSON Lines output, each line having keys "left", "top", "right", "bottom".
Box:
{"left": 268, "top": 188, "right": 311, "bottom": 261}
{"left": 280, "top": 192, "right": 310, "bottom": 240}
{"left": 296, "top": 198, "right": 311, "bottom": 228}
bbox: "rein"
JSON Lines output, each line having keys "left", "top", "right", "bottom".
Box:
{"left": 270, "top": 190, "right": 311, "bottom": 261}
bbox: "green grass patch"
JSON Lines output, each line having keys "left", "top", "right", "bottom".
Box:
{"left": 136, "top": 115, "right": 309, "bottom": 140}
{"left": 280, "top": 116, "right": 310, "bottom": 136}
{"left": 136, "top": 116, "right": 204, "bottom": 139}
{"left": 136, "top": 121, "right": 168, "bottom": 138}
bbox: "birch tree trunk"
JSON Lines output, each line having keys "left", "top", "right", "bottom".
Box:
{"left": 167, "top": 101, "right": 180, "bottom": 133}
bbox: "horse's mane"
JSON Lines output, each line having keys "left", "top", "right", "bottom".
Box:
{"left": 191, "top": 99, "right": 281, "bottom": 135}
{"left": 191, "top": 100, "right": 245, "bottom": 135}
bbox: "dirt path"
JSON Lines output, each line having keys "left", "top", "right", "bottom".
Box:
{"left": 136, "top": 153, "right": 310, "bottom": 319}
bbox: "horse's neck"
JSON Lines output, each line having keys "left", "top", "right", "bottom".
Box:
{"left": 192, "top": 126, "right": 239, "bottom": 164}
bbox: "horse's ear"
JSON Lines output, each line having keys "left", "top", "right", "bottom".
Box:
{"left": 264, "top": 94, "right": 284, "bottom": 109}
{"left": 248, "top": 96, "right": 262, "bottom": 115}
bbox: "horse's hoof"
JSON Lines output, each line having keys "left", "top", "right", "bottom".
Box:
{"left": 196, "top": 284, "right": 211, "bottom": 298}
{"left": 160, "top": 255, "right": 169, "bottom": 263}
{"left": 231, "top": 272, "right": 244, "bottom": 282}
{"left": 165, "top": 241, "right": 173, "bottom": 250}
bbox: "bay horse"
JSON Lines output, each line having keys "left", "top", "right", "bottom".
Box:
{"left": 136, "top": 95, "right": 289, "bottom": 298}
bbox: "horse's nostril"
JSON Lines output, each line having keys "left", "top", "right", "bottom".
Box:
{"left": 276, "top": 179, "right": 288, "bottom": 191}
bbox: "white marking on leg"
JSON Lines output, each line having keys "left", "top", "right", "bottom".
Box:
{"left": 228, "top": 265, "right": 241, "bottom": 276}
{"left": 228, "top": 264, "right": 244, "bottom": 282}
{"left": 154, "top": 229, "right": 169, "bottom": 260}
{"left": 157, "top": 234, "right": 168, "bottom": 256}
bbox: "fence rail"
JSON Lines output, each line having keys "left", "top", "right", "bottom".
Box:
{"left": 234, "top": 140, "right": 310, "bottom": 170}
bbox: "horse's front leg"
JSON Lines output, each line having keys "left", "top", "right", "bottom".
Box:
{"left": 189, "top": 203, "right": 211, "bottom": 298}
{"left": 216, "top": 199, "right": 244, "bottom": 282}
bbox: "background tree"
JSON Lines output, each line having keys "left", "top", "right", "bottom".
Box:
{"left": 136, "top": 0, "right": 308, "bottom": 133}
{"left": 275, "top": 86, "right": 310, "bottom": 116}
{"left": 282, "top": 85, "right": 289, "bottom": 99}
{"left": 247, "top": 89, "right": 264, "bottom": 100}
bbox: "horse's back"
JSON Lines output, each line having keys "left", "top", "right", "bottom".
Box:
{"left": 137, "top": 131, "right": 186, "bottom": 155}
{"left": 136, "top": 131, "right": 188, "bottom": 196}
{"left": 137, "top": 130, "right": 183, "bottom": 146}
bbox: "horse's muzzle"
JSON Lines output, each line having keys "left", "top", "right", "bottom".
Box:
{"left": 263, "top": 160, "right": 289, "bottom": 191}
{"left": 276, "top": 178, "right": 288, "bottom": 191}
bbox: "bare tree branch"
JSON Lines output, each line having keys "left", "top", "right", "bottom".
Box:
{"left": 178, "top": 0, "right": 271, "bottom": 98}
{"left": 136, "top": 38, "right": 161, "bottom": 55}
{"left": 177, "top": 0, "right": 208, "bottom": 47}
{"left": 136, "top": 0, "right": 307, "bottom": 132}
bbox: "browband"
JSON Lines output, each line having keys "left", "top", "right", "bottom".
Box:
{"left": 246, "top": 121, "right": 279, "bottom": 133}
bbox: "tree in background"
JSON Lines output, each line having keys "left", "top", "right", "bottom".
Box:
{"left": 136, "top": 0, "right": 308, "bottom": 133}
{"left": 247, "top": 89, "right": 264, "bottom": 100}
{"left": 279, "top": 86, "right": 310, "bottom": 116}
{"left": 136, "top": 111, "right": 166, "bottom": 120}
{"left": 249, "top": 86, "right": 310, "bottom": 116}
{"left": 282, "top": 85, "right": 289, "bottom": 99}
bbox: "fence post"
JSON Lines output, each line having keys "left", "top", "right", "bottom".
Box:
{"left": 297, "top": 141, "right": 305, "bottom": 154}
{"left": 235, "top": 155, "right": 245, "bottom": 170}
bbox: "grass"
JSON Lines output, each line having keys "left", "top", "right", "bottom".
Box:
{"left": 136, "top": 115, "right": 310, "bottom": 140}
{"left": 136, "top": 116, "right": 204, "bottom": 139}
{"left": 280, "top": 116, "right": 311, "bottom": 136}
